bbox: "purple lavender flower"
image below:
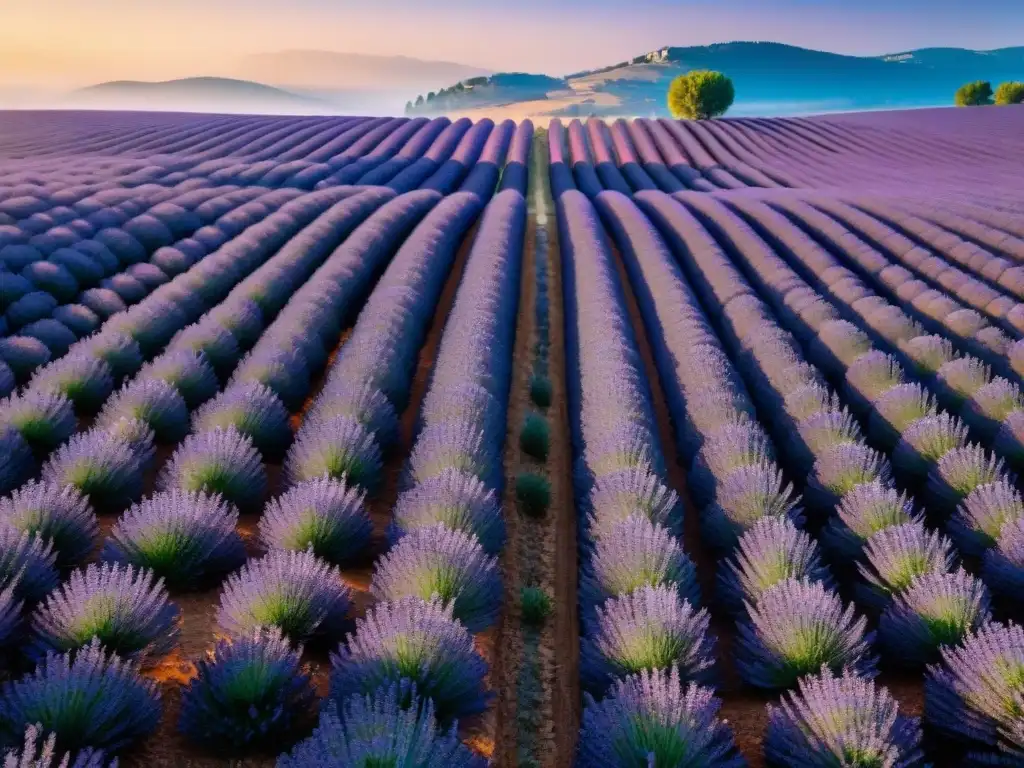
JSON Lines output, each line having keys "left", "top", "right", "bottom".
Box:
{"left": 580, "top": 516, "right": 698, "bottom": 628}
{"left": 404, "top": 421, "right": 501, "bottom": 491}
{"left": 102, "top": 490, "right": 245, "bottom": 591}
{"left": 158, "top": 428, "right": 266, "bottom": 511}
{"left": 259, "top": 477, "right": 371, "bottom": 565}
{"left": 371, "top": 525, "right": 500, "bottom": 633}
{"left": 0, "top": 640, "right": 161, "bottom": 755}
{"left": 765, "top": 666, "right": 923, "bottom": 768}
{"left": 0, "top": 528, "right": 58, "bottom": 604}
{"left": 792, "top": 409, "right": 862, "bottom": 474}
{"left": 29, "top": 562, "right": 179, "bottom": 663}
{"left": 307, "top": 382, "right": 400, "bottom": 452}
{"left": 892, "top": 413, "right": 969, "bottom": 479}
{"left": 844, "top": 351, "right": 905, "bottom": 414}
{"left": 137, "top": 350, "right": 218, "bottom": 409}
{"left": 206, "top": 299, "right": 263, "bottom": 349}
{"left": 229, "top": 348, "right": 310, "bottom": 411}
{"left": 280, "top": 681, "right": 486, "bottom": 768}
{"left": 0, "top": 361, "right": 13, "bottom": 400}
{"left": 809, "top": 321, "right": 873, "bottom": 377}
{"left": 806, "top": 443, "right": 892, "bottom": 513}
{"left": 782, "top": 384, "right": 841, "bottom": 426}
{"left": 27, "top": 354, "right": 114, "bottom": 415}
{"left": 858, "top": 523, "right": 955, "bottom": 608}
{"left": 823, "top": 481, "right": 921, "bottom": 559}
{"left": 702, "top": 463, "right": 804, "bottom": 550}
{"left": 690, "top": 423, "right": 774, "bottom": 505}
{"left": 736, "top": 579, "right": 877, "bottom": 690}
{"left": 168, "top": 322, "right": 241, "bottom": 379}
{"left": 178, "top": 626, "right": 315, "bottom": 751}
{"left": 2, "top": 724, "right": 111, "bottom": 768}
{"left": 868, "top": 383, "right": 937, "bottom": 449}
{"left": 41, "top": 430, "right": 143, "bottom": 514}
{"left": 936, "top": 357, "right": 992, "bottom": 409}
{"left": 581, "top": 584, "right": 714, "bottom": 694}
{"left": 718, "top": 517, "right": 833, "bottom": 616}
{"left": 983, "top": 518, "right": 1024, "bottom": 599}
{"left": 95, "top": 378, "right": 188, "bottom": 444}
{"left": 191, "top": 383, "right": 292, "bottom": 459}
{"left": 329, "top": 596, "right": 490, "bottom": 723}
{"left": 0, "top": 392, "right": 76, "bottom": 454}
{"left": 586, "top": 468, "right": 682, "bottom": 542}
{"left": 577, "top": 667, "right": 743, "bottom": 768}
{"left": 950, "top": 481, "right": 1024, "bottom": 556}
{"left": 285, "top": 416, "right": 383, "bottom": 493}
{"left": 215, "top": 549, "right": 351, "bottom": 644}
{"left": 80, "top": 333, "right": 142, "bottom": 383}
{"left": 901, "top": 335, "right": 955, "bottom": 377}
{"left": 677, "top": 389, "right": 754, "bottom": 460}
{"left": 964, "top": 378, "right": 1024, "bottom": 442}
{"left": 928, "top": 445, "right": 1012, "bottom": 513}
{"left": 0, "top": 481, "right": 98, "bottom": 569}
{"left": 419, "top": 382, "right": 507, "bottom": 450}
{"left": 879, "top": 568, "right": 992, "bottom": 665}
{"left": 924, "top": 621, "right": 1024, "bottom": 752}
{"left": 98, "top": 417, "right": 156, "bottom": 470}
{"left": 390, "top": 469, "right": 505, "bottom": 555}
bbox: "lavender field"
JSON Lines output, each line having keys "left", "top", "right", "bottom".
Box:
{"left": 0, "top": 105, "right": 1023, "bottom": 767}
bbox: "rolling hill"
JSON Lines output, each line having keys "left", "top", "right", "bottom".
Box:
{"left": 406, "top": 42, "right": 1024, "bottom": 119}
{"left": 66, "top": 77, "right": 332, "bottom": 114}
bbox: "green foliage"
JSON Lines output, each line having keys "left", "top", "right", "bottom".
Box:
{"left": 667, "top": 70, "right": 735, "bottom": 120}
{"left": 995, "top": 81, "right": 1024, "bottom": 106}
{"left": 427, "top": 91, "right": 436, "bottom": 101}
{"left": 404, "top": 101, "right": 413, "bottom": 114}
{"left": 520, "top": 413, "right": 550, "bottom": 461}
{"left": 415, "top": 94, "right": 424, "bottom": 106}
{"left": 955, "top": 80, "right": 994, "bottom": 106}
{"left": 528, "top": 374, "right": 552, "bottom": 409}
{"left": 515, "top": 472, "right": 551, "bottom": 518}
{"left": 520, "top": 586, "right": 553, "bottom": 626}
{"left": 465, "top": 76, "right": 489, "bottom": 87}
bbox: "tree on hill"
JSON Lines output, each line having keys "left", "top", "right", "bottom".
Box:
{"left": 667, "top": 70, "right": 735, "bottom": 120}
{"left": 427, "top": 91, "right": 436, "bottom": 101}
{"left": 405, "top": 101, "right": 413, "bottom": 114}
{"left": 955, "top": 80, "right": 993, "bottom": 106}
{"left": 995, "top": 81, "right": 1024, "bottom": 105}
{"left": 415, "top": 95, "right": 424, "bottom": 106}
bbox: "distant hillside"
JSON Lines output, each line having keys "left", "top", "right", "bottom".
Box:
{"left": 406, "top": 73, "right": 566, "bottom": 114}
{"left": 235, "top": 51, "right": 491, "bottom": 92}
{"left": 67, "top": 77, "right": 331, "bottom": 114}
{"left": 408, "top": 42, "right": 1024, "bottom": 120}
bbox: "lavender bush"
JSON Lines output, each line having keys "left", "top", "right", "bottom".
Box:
{"left": 0, "top": 481, "right": 98, "bottom": 569}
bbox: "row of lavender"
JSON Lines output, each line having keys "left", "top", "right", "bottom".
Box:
{"left": 0, "top": 185, "right": 489, "bottom": 763}
{"left": 645, "top": 187, "right": 1024, "bottom": 764}
{"left": 0, "top": 117, "right": 523, "bottom": 197}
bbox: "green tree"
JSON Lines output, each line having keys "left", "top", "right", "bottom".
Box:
{"left": 955, "top": 80, "right": 994, "bottom": 106}
{"left": 995, "top": 81, "right": 1024, "bottom": 105}
{"left": 405, "top": 100, "right": 413, "bottom": 114}
{"left": 427, "top": 91, "right": 436, "bottom": 101}
{"left": 667, "top": 70, "right": 735, "bottom": 120}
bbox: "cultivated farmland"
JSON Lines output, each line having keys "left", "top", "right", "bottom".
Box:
{"left": 0, "top": 105, "right": 1023, "bottom": 766}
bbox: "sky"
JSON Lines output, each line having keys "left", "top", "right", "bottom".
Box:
{"left": 2, "top": 0, "right": 1021, "bottom": 88}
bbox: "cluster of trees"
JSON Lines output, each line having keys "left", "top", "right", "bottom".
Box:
{"left": 667, "top": 70, "right": 735, "bottom": 120}
{"left": 955, "top": 80, "right": 1024, "bottom": 107}
{"left": 406, "top": 77, "right": 490, "bottom": 113}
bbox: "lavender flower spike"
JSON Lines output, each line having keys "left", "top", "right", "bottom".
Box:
{"left": 858, "top": 523, "right": 955, "bottom": 609}
{"left": 581, "top": 584, "right": 715, "bottom": 694}
{"left": 823, "top": 481, "right": 921, "bottom": 560}
{"left": 178, "top": 626, "right": 315, "bottom": 751}
{"left": 279, "top": 681, "right": 486, "bottom": 768}
{"left": 0, "top": 639, "right": 160, "bottom": 755}
{"left": 950, "top": 481, "right": 1024, "bottom": 556}
{"left": 102, "top": 490, "right": 246, "bottom": 591}
{"left": 258, "top": 477, "right": 371, "bottom": 566}
{"left": 215, "top": 549, "right": 351, "bottom": 644}
{"left": 879, "top": 568, "right": 992, "bottom": 666}
{"left": 578, "top": 667, "right": 743, "bottom": 768}
{"left": 736, "top": 578, "right": 877, "bottom": 690}
{"left": 765, "top": 666, "right": 923, "bottom": 768}
{"left": 2, "top": 724, "right": 111, "bottom": 768}
{"left": 157, "top": 428, "right": 266, "bottom": 512}
{"left": 329, "top": 596, "right": 490, "bottom": 723}
{"left": 41, "top": 431, "right": 143, "bottom": 514}
{"left": 0, "top": 481, "right": 98, "bottom": 569}
{"left": 29, "top": 562, "right": 179, "bottom": 664}
{"left": 0, "top": 528, "right": 59, "bottom": 604}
